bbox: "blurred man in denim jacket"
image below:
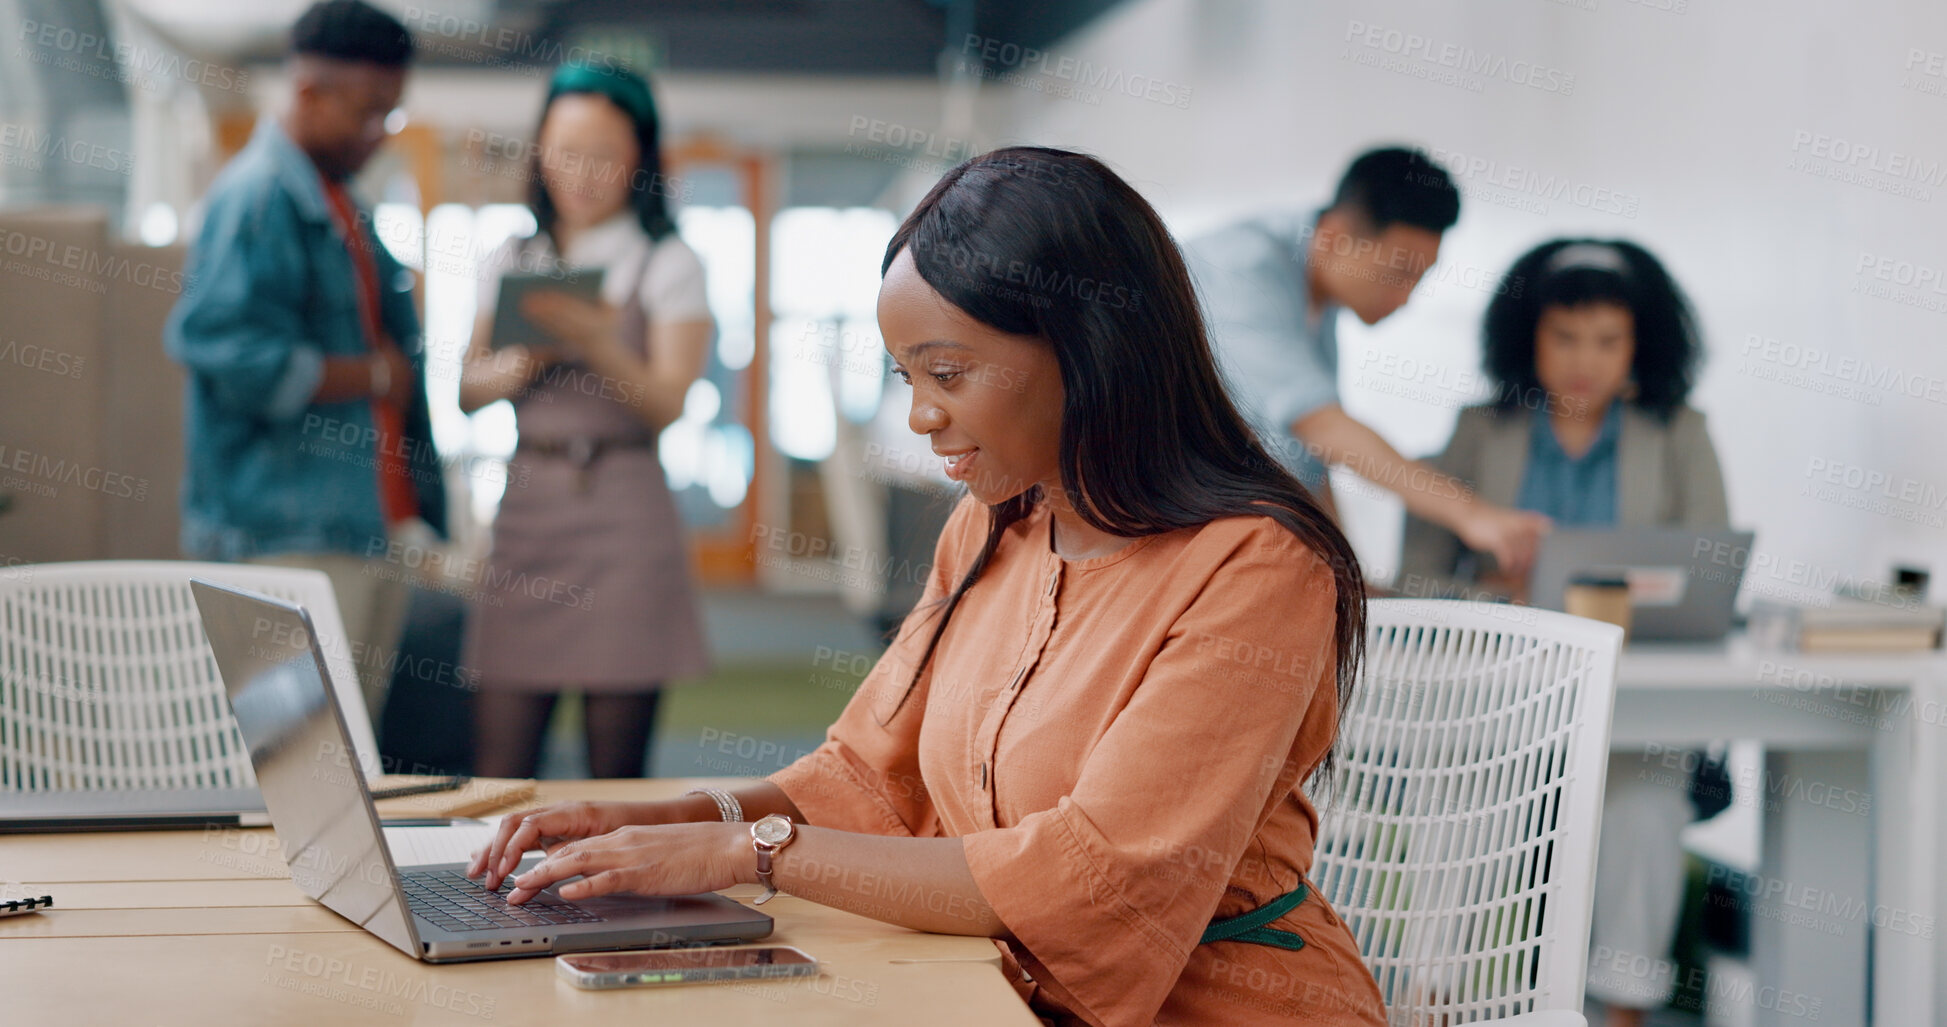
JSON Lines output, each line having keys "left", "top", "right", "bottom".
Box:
{"left": 166, "top": 0, "right": 445, "bottom": 723}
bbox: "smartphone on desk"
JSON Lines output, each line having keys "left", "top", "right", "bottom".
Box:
{"left": 556, "top": 946, "right": 818, "bottom": 989}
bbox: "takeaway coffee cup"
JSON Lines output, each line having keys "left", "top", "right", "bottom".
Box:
{"left": 1565, "top": 573, "right": 1632, "bottom": 641}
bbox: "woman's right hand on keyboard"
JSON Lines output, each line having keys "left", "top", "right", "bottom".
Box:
{"left": 469, "top": 800, "right": 687, "bottom": 891}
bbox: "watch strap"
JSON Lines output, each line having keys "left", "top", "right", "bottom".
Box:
{"left": 754, "top": 845, "right": 778, "bottom": 904}
{"left": 750, "top": 815, "right": 794, "bottom": 905}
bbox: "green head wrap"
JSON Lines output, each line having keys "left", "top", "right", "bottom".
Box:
{"left": 547, "top": 61, "right": 656, "bottom": 129}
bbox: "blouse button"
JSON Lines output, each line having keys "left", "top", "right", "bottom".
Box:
{"left": 978, "top": 762, "right": 988, "bottom": 788}
{"left": 1044, "top": 569, "right": 1059, "bottom": 596}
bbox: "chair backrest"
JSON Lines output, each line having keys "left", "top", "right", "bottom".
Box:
{"left": 1311, "top": 599, "right": 1622, "bottom": 1022}
{"left": 0, "top": 561, "right": 380, "bottom": 791}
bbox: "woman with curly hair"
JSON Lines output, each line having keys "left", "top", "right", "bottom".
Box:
{"left": 1399, "top": 238, "right": 1731, "bottom": 1026}
{"left": 1399, "top": 237, "right": 1728, "bottom": 602}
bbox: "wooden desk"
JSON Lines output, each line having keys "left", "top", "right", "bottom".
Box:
{"left": 0, "top": 778, "right": 1040, "bottom": 1026}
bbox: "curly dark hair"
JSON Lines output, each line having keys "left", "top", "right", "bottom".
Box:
{"left": 1482, "top": 238, "right": 1703, "bottom": 420}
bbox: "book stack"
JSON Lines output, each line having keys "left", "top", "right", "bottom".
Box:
{"left": 1748, "top": 598, "right": 1946, "bottom": 652}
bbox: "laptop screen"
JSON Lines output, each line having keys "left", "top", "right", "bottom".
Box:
{"left": 190, "top": 579, "right": 419, "bottom": 959}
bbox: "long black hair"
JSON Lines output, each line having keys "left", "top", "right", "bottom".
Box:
{"left": 879, "top": 146, "right": 1366, "bottom": 785}
{"left": 529, "top": 62, "right": 677, "bottom": 248}
{"left": 1483, "top": 238, "right": 1703, "bottom": 420}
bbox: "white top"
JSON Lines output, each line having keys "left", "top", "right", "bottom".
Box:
{"left": 477, "top": 211, "right": 711, "bottom": 329}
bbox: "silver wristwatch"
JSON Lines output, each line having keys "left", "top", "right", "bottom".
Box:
{"left": 750, "top": 814, "right": 797, "bottom": 905}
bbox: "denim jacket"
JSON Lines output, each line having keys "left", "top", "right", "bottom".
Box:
{"left": 166, "top": 119, "right": 446, "bottom": 560}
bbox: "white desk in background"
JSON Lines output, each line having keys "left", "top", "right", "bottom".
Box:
{"left": 1614, "top": 634, "right": 1945, "bottom": 1027}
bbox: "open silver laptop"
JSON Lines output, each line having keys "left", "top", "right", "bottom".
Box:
{"left": 189, "top": 578, "right": 771, "bottom": 962}
{"left": 1528, "top": 528, "right": 1756, "bottom": 641}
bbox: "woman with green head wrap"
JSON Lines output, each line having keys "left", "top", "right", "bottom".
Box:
{"left": 459, "top": 60, "right": 714, "bottom": 779}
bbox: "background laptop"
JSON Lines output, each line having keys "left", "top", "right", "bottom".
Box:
{"left": 0, "top": 788, "right": 266, "bottom": 833}
{"left": 1528, "top": 528, "right": 1756, "bottom": 642}
{"left": 189, "top": 578, "right": 772, "bottom": 962}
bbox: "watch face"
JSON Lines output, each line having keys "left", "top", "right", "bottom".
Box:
{"left": 753, "top": 816, "right": 793, "bottom": 845}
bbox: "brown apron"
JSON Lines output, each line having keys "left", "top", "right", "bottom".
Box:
{"left": 462, "top": 234, "right": 711, "bottom": 691}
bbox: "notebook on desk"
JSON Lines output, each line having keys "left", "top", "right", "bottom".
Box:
{"left": 189, "top": 578, "right": 772, "bottom": 963}
{"left": 384, "top": 820, "right": 503, "bottom": 866}
{"left": 372, "top": 775, "right": 538, "bottom": 819}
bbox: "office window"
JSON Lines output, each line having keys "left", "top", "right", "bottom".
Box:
{"left": 768, "top": 206, "right": 898, "bottom": 462}
{"left": 420, "top": 202, "right": 533, "bottom": 533}
{"left": 667, "top": 203, "right": 758, "bottom": 517}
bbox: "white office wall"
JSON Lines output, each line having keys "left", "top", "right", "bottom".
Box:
{"left": 968, "top": 0, "right": 1947, "bottom": 597}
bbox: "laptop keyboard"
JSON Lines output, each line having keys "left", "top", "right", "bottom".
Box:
{"left": 401, "top": 868, "right": 607, "bottom": 933}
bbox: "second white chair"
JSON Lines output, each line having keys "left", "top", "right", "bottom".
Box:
{"left": 1311, "top": 599, "right": 1624, "bottom": 1027}
{"left": 0, "top": 560, "right": 380, "bottom": 793}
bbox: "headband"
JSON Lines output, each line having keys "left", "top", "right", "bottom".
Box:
{"left": 1544, "top": 241, "right": 1631, "bottom": 277}
{"left": 548, "top": 61, "right": 656, "bottom": 129}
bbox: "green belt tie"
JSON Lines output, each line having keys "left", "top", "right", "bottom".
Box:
{"left": 1198, "top": 883, "right": 1308, "bottom": 951}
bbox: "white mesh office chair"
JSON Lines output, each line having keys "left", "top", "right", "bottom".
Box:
{"left": 1312, "top": 600, "right": 1623, "bottom": 1027}
{"left": 0, "top": 561, "right": 380, "bottom": 791}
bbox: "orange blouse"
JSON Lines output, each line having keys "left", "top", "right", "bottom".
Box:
{"left": 770, "top": 496, "right": 1388, "bottom": 1027}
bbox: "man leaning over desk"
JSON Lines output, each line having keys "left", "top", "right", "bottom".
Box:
{"left": 1185, "top": 146, "right": 1551, "bottom": 581}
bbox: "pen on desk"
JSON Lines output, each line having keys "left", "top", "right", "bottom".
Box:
{"left": 368, "top": 775, "right": 471, "bottom": 801}
{"left": 0, "top": 895, "right": 53, "bottom": 918}
{"left": 380, "top": 817, "right": 484, "bottom": 827}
